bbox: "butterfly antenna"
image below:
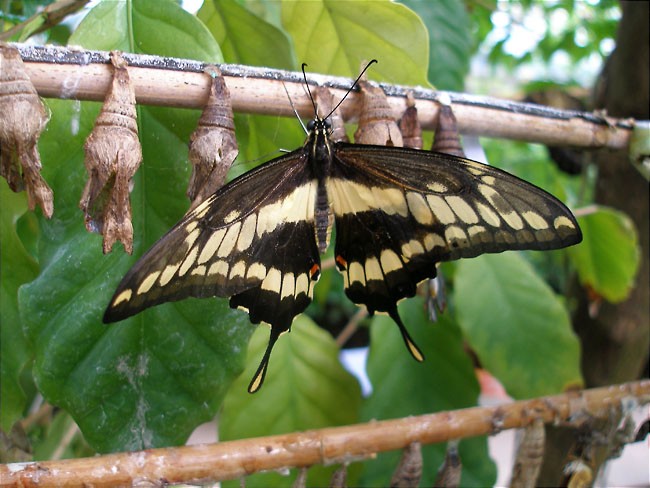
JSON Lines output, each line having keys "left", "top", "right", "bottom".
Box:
{"left": 326, "top": 59, "right": 378, "bottom": 120}
{"left": 301, "top": 62, "right": 319, "bottom": 119}
{"left": 283, "top": 81, "right": 308, "bottom": 134}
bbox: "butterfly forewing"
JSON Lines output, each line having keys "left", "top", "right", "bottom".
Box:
{"left": 329, "top": 143, "right": 581, "bottom": 317}
{"left": 104, "top": 148, "right": 321, "bottom": 331}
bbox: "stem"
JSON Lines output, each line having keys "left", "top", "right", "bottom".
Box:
{"left": 2, "top": 380, "right": 648, "bottom": 487}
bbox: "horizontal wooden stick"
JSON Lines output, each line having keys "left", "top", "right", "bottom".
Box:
{"left": 2, "top": 380, "right": 648, "bottom": 487}
{"left": 14, "top": 43, "right": 634, "bottom": 150}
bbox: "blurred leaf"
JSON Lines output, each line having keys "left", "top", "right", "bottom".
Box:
{"left": 220, "top": 315, "right": 362, "bottom": 488}
{"left": 569, "top": 207, "right": 641, "bottom": 303}
{"left": 454, "top": 253, "right": 583, "bottom": 399}
{"left": 282, "top": 0, "right": 430, "bottom": 85}
{"left": 0, "top": 180, "right": 38, "bottom": 431}
{"left": 400, "top": 0, "right": 472, "bottom": 90}
{"left": 32, "top": 410, "right": 93, "bottom": 461}
{"left": 198, "top": 0, "right": 294, "bottom": 69}
{"left": 17, "top": 0, "right": 255, "bottom": 453}
{"left": 359, "top": 298, "right": 496, "bottom": 486}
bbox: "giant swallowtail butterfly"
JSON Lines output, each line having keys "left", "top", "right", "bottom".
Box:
{"left": 104, "top": 65, "right": 582, "bottom": 393}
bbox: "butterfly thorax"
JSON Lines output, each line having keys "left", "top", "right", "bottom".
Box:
{"left": 307, "top": 117, "right": 334, "bottom": 254}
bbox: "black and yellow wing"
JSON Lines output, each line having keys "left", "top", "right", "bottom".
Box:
{"left": 329, "top": 143, "right": 582, "bottom": 359}
{"left": 103, "top": 149, "right": 321, "bottom": 392}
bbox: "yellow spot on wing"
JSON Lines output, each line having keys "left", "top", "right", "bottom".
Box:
{"left": 406, "top": 192, "right": 434, "bottom": 225}
{"left": 208, "top": 260, "right": 229, "bottom": 277}
{"left": 281, "top": 272, "right": 295, "bottom": 299}
{"left": 229, "top": 260, "right": 247, "bottom": 279}
{"left": 237, "top": 214, "right": 257, "bottom": 251}
{"left": 113, "top": 289, "right": 132, "bottom": 306}
{"left": 445, "top": 196, "right": 479, "bottom": 224}
{"left": 426, "top": 195, "right": 456, "bottom": 224}
{"left": 427, "top": 181, "right": 448, "bottom": 193}
{"left": 159, "top": 262, "right": 181, "bottom": 286}
{"left": 365, "top": 257, "right": 383, "bottom": 282}
{"left": 295, "top": 273, "right": 309, "bottom": 297}
{"left": 380, "top": 249, "right": 402, "bottom": 274}
{"left": 178, "top": 246, "right": 199, "bottom": 276}
{"left": 348, "top": 261, "right": 365, "bottom": 285}
{"left": 223, "top": 210, "right": 240, "bottom": 224}
{"left": 401, "top": 239, "right": 425, "bottom": 259}
{"left": 137, "top": 271, "right": 160, "bottom": 295}
{"left": 261, "top": 267, "right": 282, "bottom": 292}
{"left": 217, "top": 222, "right": 241, "bottom": 257}
{"left": 522, "top": 211, "right": 549, "bottom": 230}
{"left": 554, "top": 216, "right": 574, "bottom": 229}
{"left": 423, "top": 233, "right": 446, "bottom": 251}
{"left": 476, "top": 202, "right": 501, "bottom": 227}
{"left": 247, "top": 262, "right": 267, "bottom": 281}
{"left": 198, "top": 229, "right": 226, "bottom": 265}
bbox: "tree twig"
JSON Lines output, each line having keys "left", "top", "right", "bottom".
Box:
{"left": 11, "top": 43, "right": 636, "bottom": 150}
{"left": 0, "top": 1, "right": 90, "bottom": 41}
{"left": 2, "top": 380, "right": 648, "bottom": 487}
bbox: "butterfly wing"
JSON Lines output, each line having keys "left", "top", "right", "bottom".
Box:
{"left": 104, "top": 148, "right": 320, "bottom": 328}
{"left": 329, "top": 143, "right": 582, "bottom": 357}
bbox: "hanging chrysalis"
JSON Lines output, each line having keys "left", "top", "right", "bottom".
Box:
{"left": 390, "top": 442, "right": 422, "bottom": 488}
{"left": 431, "top": 94, "right": 464, "bottom": 158}
{"left": 398, "top": 92, "right": 422, "bottom": 150}
{"left": 434, "top": 440, "right": 462, "bottom": 488}
{"left": 354, "top": 68, "right": 402, "bottom": 146}
{"left": 0, "top": 42, "right": 52, "bottom": 217}
{"left": 509, "top": 418, "right": 545, "bottom": 488}
{"left": 187, "top": 66, "right": 238, "bottom": 209}
{"left": 80, "top": 50, "right": 142, "bottom": 254}
{"left": 329, "top": 465, "right": 347, "bottom": 488}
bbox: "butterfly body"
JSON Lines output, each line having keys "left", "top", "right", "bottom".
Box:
{"left": 104, "top": 115, "right": 581, "bottom": 392}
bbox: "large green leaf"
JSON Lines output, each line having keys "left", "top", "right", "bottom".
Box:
{"left": 454, "top": 253, "right": 583, "bottom": 399}
{"left": 0, "top": 180, "right": 38, "bottom": 431}
{"left": 17, "top": 0, "right": 257, "bottom": 453}
{"left": 569, "top": 206, "right": 640, "bottom": 303}
{"left": 198, "top": 0, "right": 294, "bottom": 70}
{"left": 359, "top": 298, "right": 496, "bottom": 487}
{"left": 281, "top": 0, "right": 430, "bottom": 85}
{"left": 400, "top": 0, "right": 472, "bottom": 90}
{"left": 220, "top": 315, "right": 362, "bottom": 488}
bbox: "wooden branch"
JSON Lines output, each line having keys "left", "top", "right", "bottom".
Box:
{"left": 13, "top": 43, "right": 635, "bottom": 150}
{"left": 2, "top": 380, "right": 648, "bottom": 487}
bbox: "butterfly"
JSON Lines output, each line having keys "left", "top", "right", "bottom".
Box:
{"left": 104, "top": 63, "right": 582, "bottom": 393}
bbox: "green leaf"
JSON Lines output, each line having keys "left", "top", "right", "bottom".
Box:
{"left": 0, "top": 180, "right": 38, "bottom": 431}
{"left": 74, "top": 0, "right": 222, "bottom": 60}
{"left": 569, "top": 207, "right": 641, "bottom": 303}
{"left": 198, "top": 0, "right": 294, "bottom": 69}
{"left": 454, "top": 253, "right": 583, "bottom": 399}
{"left": 281, "top": 0, "right": 430, "bottom": 85}
{"left": 400, "top": 0, "right": 472, "bottom": 90}
{"left": 359, "top": 298, "right": 497, "bottom": 487}
{"left": 220, "top": 315, "right": 362, "bottom": 487}
{"left": 17, "top": 0, "right": 252, "bottom": 453}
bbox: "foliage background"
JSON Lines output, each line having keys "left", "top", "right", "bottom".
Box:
{"left": 1, "top": 0, "right": 643, "bottom": 486}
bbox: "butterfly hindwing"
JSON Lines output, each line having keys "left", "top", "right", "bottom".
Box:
{"left": 104, "top": 149, "right": 321, "bottom": 337}
{"left": 330, "top": 142, "right": 581, "bottom": 326}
